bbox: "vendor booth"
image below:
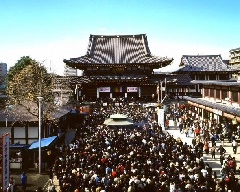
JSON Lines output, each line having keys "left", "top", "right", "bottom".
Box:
{"left": 28, "top": 136, "right": 58, "bottom": 171}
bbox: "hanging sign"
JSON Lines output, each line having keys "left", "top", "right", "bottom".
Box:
{"left": 127, "top": 87, "right": 138, "bottom": 92}
{"left": 2, "top": 133, "right": 10, "bottom": 191}
{"left": 99, "top": 87, "right": 111, "bottom": 92}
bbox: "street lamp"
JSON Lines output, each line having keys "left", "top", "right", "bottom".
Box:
{"left": 37, "top": 96, "right": 43, "bottom": 174}
{"left": 5, "top": 105, "right": 9, "bottom": 129}
{"left": 156, "top": 78, "right": 167, "bottom": 106}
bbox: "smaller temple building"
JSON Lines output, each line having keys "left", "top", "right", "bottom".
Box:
{"left": 175, "top": 55, "right": 238, "bottom": 96}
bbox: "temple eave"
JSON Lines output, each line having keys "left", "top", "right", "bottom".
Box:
{"left": 64, "top": 60, "right": 172, "bottom": 69}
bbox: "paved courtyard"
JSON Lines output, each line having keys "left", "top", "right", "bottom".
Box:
{"left": 166, "top": 120, "right": 240, "bottom": 179}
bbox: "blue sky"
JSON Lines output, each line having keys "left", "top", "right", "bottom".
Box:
{"left": 1, "top": 0, "right": 240, "bottom": 75}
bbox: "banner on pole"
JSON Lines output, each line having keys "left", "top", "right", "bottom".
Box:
{"left": 2, "top": 132, "right": 10, "bottom": 191}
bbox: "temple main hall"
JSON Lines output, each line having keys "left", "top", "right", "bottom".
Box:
{"left": 64, "top": 34, "right": 173, "bottom": 101}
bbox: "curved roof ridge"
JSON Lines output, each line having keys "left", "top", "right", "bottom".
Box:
{"left": 89, "top": 34, "right": 146, "bottom": 38}
{"left": 179, "top": 54, "right": 236, "bottom": 72}
{"left": 64, "top": 34, "right": 173, "bottom": 66}
{"left": 182, "top": 54, "right": 222, "bottom": 57}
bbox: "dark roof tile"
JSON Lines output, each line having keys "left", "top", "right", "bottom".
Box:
{"left": 179, "top": 55, "right": 238, "bottom": 72}
{"left": 64, "top": 34, "right": 173, "bottom": 65}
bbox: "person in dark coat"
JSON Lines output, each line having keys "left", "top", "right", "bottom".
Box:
{"left": 20, "top": 172, "right": 27, "bottom": 192}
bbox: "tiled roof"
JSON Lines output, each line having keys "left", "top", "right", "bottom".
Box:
{"left": 178, "top": 55, "right": 238, "bottom": 72}
{"left": 151, "top": 74, "right": 192, "bottom": 85}
{"left": 165, "top": 74, "right": 192, "bottom": 85}
{"left": 230, "top": 47, "right": 240, "bottom": 52}
{"left": 55, "top": 76, "right": 91, "bottom": 84}
{"left": 64, "top": 34, "right": 173, "bottom": 66}
{"left": 185, "top": 96, "right": 240, "bottom": 116}
{"left": 191, "top": 80, "right": 240, "bottom": 87}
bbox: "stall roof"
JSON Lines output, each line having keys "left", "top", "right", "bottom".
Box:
{"left": 184, "top": 96, "right": 240, "bottom": 116}
{"left": 28, "top": 136, "right": 57, "bottom": 150}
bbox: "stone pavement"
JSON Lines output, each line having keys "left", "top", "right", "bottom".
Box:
{"left": 9, "top": 170, "right": 50, "bottom": 192}
{"left": 9, "top": 169, "right": 60, "bottom": 192}
{"left": 165, "top": 120, "right": 240, "bottom": 179}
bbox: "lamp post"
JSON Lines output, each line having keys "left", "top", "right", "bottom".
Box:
{"left": 37, "top": 96, "right": 43, "bottom": 174}
{"left": 5, "top": 106, "right": 9, "bottom": 129}
{"left": 156, "top": 79, "right": 166, "bottom": 106}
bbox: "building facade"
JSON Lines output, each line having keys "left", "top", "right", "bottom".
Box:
{"left": 0, "top": 63, "right": 7, "bottom": 105}
{"left": 64, "top": 34, "right": 173, "bottom": 101}
{"left": 64, "top": 64, "right": 77, "bottom": 76}
{"left": 175, "top": 55, "right": 238, "bottom": 96}
{"left": 185, "top": 80, "right": 240, "bottom": 124}
{"left": 0, "top": 62, "right": 7, "bottom": 79}
{"left": 229, "top": 47, "right": 240, "bottom": 66}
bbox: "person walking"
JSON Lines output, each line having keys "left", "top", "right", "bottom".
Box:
{"left": 210, "top": 145, "right": 216, "bottom": 159}
{"left": 20, "top": 172, "right": 27, "bottom": 192}
{"left": 219, "top": 133, "right": 224, "bottom": 147}
{"left": 194, "top": 126, "right": 200, "bottom": 137}
{"left": 165, "top": 119, "right": 169, "bottom": 129}
{"left": 217, "top": 145, "right": 226, "bottom": 156}
{"left": 184, "top": 127, "right": 189, "bottom": 137}
{"left": 220, "top": 154, "right": 225, "bottom": 166}
{"left": 6, "top": 183, "right": 14, "bottom": 192}
{"left": 232, "top": 139, "right": 238, "bottom": 154}
{"left": 204, "top": 140, "right": 209, "bottom": 154}
{"left": 174, "top": 120, "right": 177, "bottom": 130}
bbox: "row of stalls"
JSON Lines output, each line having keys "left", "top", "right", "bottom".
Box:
{"left": 0, "top": 103, "right": 93, "bottom": 173}
{"left": 5, "top": 135, "right": 58, "bottom": 172}
{"left": 184, "top": 80, "right": 240, "bottom": 126}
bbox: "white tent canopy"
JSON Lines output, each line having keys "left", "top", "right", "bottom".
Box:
{"left": 103, "top": 114, "right": 133, "bottom": 126}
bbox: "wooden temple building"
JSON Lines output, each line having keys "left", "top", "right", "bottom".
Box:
{"left": 175, "top": 55, "right": 238, "bottom": 96}
{"left": 64, "top": 34, "right": 173, "bottom": 100}
{"left": 63, "top": 35, "right": 239, "bottom": 105}
{"left": 64, "top": 34, "right": 174, "bottom": 101}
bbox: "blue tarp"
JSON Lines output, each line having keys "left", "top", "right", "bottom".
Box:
{"left": 28, "top": 136, "right": 57, "bottom": 150}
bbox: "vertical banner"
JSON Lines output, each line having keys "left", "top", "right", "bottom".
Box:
{"left": 2, "top": 133, "right": 10, "bottom": 191}
{"left": 157, "top": 108, "right": 165, "bottom": 130}
{"left": 97, "top": 88, "right": 99, "bottom": 98}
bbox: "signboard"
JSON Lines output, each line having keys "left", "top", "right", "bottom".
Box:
{"left": 143, "top": 103, "right": 157, "bottom": 108}
{"left": 213, "top": 109, "right": 222, "bottom": 116}
{"left": 2, "top": 133, "right": 10, "bottom": 191}
{"left": 127, "top": 87, "right": 138, "bottom": 92}
{"left": 98, "top": 87, "right": 110, "bottom": 92}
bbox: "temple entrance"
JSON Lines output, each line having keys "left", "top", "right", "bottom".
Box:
{"left": 127, "top": 92, "right": 139, "bottom": 99}
{"left": 112, "top": 92, "right": 125, "bottom": 98}
{"left": 99, "top": 92, "right": 110, "bottom": 98}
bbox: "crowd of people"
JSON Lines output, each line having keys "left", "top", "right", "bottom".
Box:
{"left": 49, "top": 98, "right": 240, "bottom": 192}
